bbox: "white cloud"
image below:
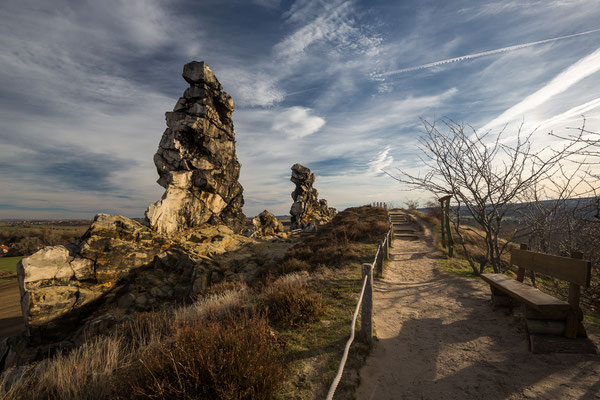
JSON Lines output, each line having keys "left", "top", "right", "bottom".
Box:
{"left": 535, "top": 97, "right": 600, "bottom": 133}
{"left": 218, "top": 68, "right": 285, "bottom": 107}
{"left": 368, "top": 146, "right": 394, "bottom": 175}
{"left": 271, "top": 106, "right": 325, "bottom": 138}
{"left": 481, "top": 47, "right": 600, "bottom": 131}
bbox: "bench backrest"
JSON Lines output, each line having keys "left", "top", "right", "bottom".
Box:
{"left": 510, "top": 248, "right": 591, "bottom": 287}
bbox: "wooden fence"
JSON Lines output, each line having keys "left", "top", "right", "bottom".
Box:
{"left": 326, "top": 203, "right": 393, "bottom": 400}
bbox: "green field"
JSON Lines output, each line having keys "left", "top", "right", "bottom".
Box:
{"left": 0, "top": 256, "right": 21, "bottom": 282}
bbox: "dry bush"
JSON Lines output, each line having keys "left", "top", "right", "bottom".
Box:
{"left": 259, "top": 274, "right": 324, "bottom": 327}
{"left": 117, "top": 314, "right": 284, "bottom": 400}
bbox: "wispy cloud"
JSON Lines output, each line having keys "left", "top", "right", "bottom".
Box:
{"left": 379, "top": 28, "right": 600, "bottom": 76}
{"left": 535, "top": 97, "right": 600, "bottom": 132}
{"left": 272, "top": 107, "right": 325, "bottom": 138}
{"left": 368, "top": 146, "right": 393, "bottom": 175}
{"left": 480, "top": 47, "right": 600, "bottom": 131}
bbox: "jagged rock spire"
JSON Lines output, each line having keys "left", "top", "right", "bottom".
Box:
{"left": 146, "top": 61, "right": 245, "bottom": 235}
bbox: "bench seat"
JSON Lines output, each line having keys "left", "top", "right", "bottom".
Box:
{"left": 481, "top": 273, "right": 570, "bottom": 313}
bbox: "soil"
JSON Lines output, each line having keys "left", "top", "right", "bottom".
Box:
{"left": 356, "top": 211, "right": 600, "bottom": 400}
{"left": 0, "top": 281, "right": 23, "bottom": 340}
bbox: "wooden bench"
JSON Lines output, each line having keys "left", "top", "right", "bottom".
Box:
{"left": 481, "top": 244, "right": 596, "bottom": 353}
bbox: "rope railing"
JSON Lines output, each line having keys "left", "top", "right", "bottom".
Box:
{"left": 326, "top": 204, "right": 394, "bottom": 399}
{"left": 325, "top": 273, "right": 369, "bottom": 400}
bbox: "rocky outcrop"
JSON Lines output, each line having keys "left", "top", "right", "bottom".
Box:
{"left": 250, "top": 210, "right": 285, "bottom": 239}
{"left": 16, "top": 214, "right": 252, "bottom": 344}
{"left": 146, "top": 61, "right": 245, "bottom": 236}
{"left": 290, "top": 164, "right": 336, "bottom": 230}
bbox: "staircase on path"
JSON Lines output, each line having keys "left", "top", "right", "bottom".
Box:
{"left": 390, "top": 211, "right": 419, "bottom": 241}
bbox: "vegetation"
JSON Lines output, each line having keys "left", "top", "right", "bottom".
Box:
{"left": 0, "top": 224, "right": 88, "bottom": 256}
{"left": 387, "top": 119, "right": 588, "bottom": 273}
{"left": 0, "top": 206, "right": 386, "bottom": 399}
{"left": 285, "top": 206, "right": 389, "bottom": 268}
{"left": 0, "top": 256, "right": 21, "bottom": 282}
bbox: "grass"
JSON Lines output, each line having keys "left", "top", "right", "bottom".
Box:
{"left": 0, "top": 256, "right": 21, "bottom": 282}
{"left": 438, "top": 258, "right": 482, "bottom": 279}
{"left": 275, "top": 265, "right": 373, "bottom": 399}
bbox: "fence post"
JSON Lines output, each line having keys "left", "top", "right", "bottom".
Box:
{"left": 361, "top": 263, "right": 373, "bottom": 341}
{"left": 376, "top": 241, "right": 384, "bottom": 275}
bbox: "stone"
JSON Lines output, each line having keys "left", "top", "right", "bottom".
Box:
{"left": 146, "top": 61, "right": 245, "bottom": 236}
{"left": 250, "top": 210, "right": 285, "bottom": 238}
{"left": 289, "top": 163, "right": 336, "bottom": 230}
{"left": 14, "top": 212, "right": 259, "bottom": 349}
{"left": 182, "top": 61, "right": 222, "bottom": 90}
{"left": 18, "top": 246, "right": 74, "bottom": 286}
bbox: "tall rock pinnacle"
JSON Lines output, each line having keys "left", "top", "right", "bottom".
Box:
{"left": 290, "top": 163, "right": 336, "bottom": 230}
{"left": 146, "top": 61, "right": 245, "bottom": 235}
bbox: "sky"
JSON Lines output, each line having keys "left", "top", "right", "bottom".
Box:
{"left": 1, "top": 0, "right": 600, "bottom": 219}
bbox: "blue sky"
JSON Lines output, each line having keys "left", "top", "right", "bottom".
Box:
{"left": 1, "top": 0, "right": 600, "bottom": 219}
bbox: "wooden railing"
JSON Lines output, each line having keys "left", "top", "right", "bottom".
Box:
{"left": 326, "top": 204, "right": 393, "bottom": 400}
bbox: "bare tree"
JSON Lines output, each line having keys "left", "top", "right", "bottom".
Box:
{"left": 386, "top": 119, "right": 578, "bottom": 273}
{"left": 404, "top": 200, "right": 420, "bottom": 210}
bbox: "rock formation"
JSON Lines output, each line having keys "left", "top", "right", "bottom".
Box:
{"left": 16, "top": 214, "right": 252, "bottom": 344}
{"left": 250, "top": 210, "right": 285, "bottom": 239}
{"left": 290, "top": 163, "right": 336, "bottom": 230}
{"left": 146, "top": 61, "right": 245, "bottom": 236}
{"left": 2, "top": 62, "right": 298, "bottom": 372}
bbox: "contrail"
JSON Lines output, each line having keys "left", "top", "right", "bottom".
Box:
{"left": 380, "top": 28, "right": 600, "bottom": 76}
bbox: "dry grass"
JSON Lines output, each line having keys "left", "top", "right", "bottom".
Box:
{"left": 285, "top": 206, "right": 389, "bottom": 268}
{"left": 0, "top": 336, "right": 127, "bottom": 400}
{"left": 174, "top": 287, "right": 252, "bottom": 323}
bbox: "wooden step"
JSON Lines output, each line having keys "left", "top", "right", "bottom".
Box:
{"left": 394, "top": 234, "right": 420, "bottom": 241}
{"left": 394, "top": 229, "right": 416, "bottom": 234}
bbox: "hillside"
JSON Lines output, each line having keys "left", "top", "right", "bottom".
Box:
{"left": 0, "top": 206, "right": 389, "bottom": 399}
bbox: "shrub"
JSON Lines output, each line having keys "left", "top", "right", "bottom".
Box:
{"left": 117, "top": 314, "right": 284, "bottom": 400}
{"left": 279, "top": 258, "right": 311, "bottom": 274}
{"left": 260, "top": 274, "right": 324, "bottom": 327}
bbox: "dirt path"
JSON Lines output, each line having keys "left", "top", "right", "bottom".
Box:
{"left": 356, "top": 211, "right": 600, "bottom": 400}
{"left": 0, "top": 281, "right": 23, "bottom": 340}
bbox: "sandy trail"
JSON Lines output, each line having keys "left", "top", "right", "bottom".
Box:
{"left": 356, "top": 211, "right": 600, "bottom": 400}
{"left": 0, "top": 281, "right": 23, "bottom": 340}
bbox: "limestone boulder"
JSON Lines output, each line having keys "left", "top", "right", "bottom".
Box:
{"left": 17, "top": 214, "right": 173, "bottom": 340}
{"left": 15, "top": 213, "right": 258, "bottom": 345}
{"left": 250, "top": 210, "right": 285, "bottom": 238}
